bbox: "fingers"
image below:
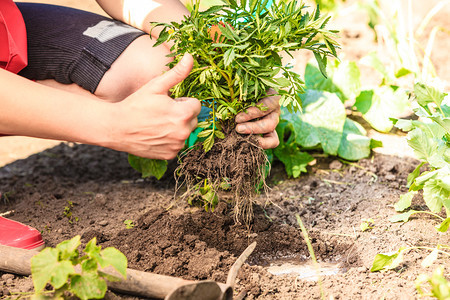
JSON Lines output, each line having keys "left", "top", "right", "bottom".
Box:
{"left": 235, "top": 90, "right": 280, "bottom": 123}
{"left": 146, "top": 53, "right": 194, "bottom": 95}
{"left": 235, "top": 109, "right": 280, "bottom": 135}
{"left": 256, "top": 131, "right": 280, "bottom": 150}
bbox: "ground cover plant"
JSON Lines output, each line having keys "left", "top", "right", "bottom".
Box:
{"left": 30, "top": 236, "right": 127, "bottom": 299}
{"left": 131, "top": 0, "right": 339, "bottom": 221}
{"left": 393, "top": 82, "right": 450, "bottom": 230}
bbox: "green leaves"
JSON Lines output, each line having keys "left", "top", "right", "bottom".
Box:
{"left": 354, "top": 86, "right": 409, "bottom": 133}
{"left": 394, "top": 82, "right": 450, "bottom": 218}
{"left": 31, "top": 236, "right": 127, "bottom": 299}
{"left": 370, "top": 249, "right": 404, "bottom": 272}
{"left": 32, "top": 247, "right": 76, "bottom": 292}
{"left": 274, "top": 89, "right": 381, "bottom": 175}
{"left": 416, "top": 266, "right": 450, "bottom": 300}
{"left": 128, "top": 154, "right": 168, "bottom": 180}
{"left": 151, "top": 0, "right": 339, "bottom": 151}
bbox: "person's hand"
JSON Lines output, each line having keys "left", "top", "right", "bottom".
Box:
{"left": 103, "top": 53, "right": 201, "bottom": 160}
{"left": 235, "top": 90, "right": 281, "bottom": 149}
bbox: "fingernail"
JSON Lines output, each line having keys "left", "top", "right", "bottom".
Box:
{"left": 235, "top": 114, "right": 244, "bottom": 123}
{"left": 236, "top": 124, "right": 245, "bottom": 133}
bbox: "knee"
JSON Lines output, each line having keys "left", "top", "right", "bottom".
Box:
{"left": 95, "top": 35, "right": 173, "bottom": 102}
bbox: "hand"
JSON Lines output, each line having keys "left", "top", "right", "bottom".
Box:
{"left": 235, "top": 90, "right": 281, "bottom": 149}
{"left": 103, "top": 54, "right": 201, "bottom": 160}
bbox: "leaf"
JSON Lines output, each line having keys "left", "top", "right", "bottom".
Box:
{"left": 273, "top": 144, "right": 314, "bottom": 178}
{"left": 354, "top": 86, "right": 410, "bottom": 132}
{"left": 223, "top": 48, "right": 235, "bottom": 67}
{"left": 283, "top": 90, "right": 346, "bottom": 155}
{"left": 414, "top": 82, "right": 447, "bottom": 107}
{"left": 407, "top": 163, "right": 426, "bottom": 187}
{"left": 394, "top": 191, "right": 417, "bottom": 212}
{"left": 421, "top": 248, "right": 439, "bottom": 268}
{"left": 423, "top": 179, "right": 450, "bottom": 213}
{"left": 360, "top": 51, "right": 393, "bottom": 82}
{"left": 99, "top": 248, "right": 128, "bottom": 279}
{"left": 370, "top": 251, "right": 403, "bottom": 272}
{"left": 128, "top": 155, "right": 168, "bottom": 180}
{"left": 313, "top": 52, "right": 328, "bottom": 78}
{"left": 389, "top": 210, "right": 418, "bottom": 223}
{"left": 305, "top": 60, "right": 361, "bottom": 102}
{"left": 395, "top": 67, "right": 413, "bottom": 78}
{"left": 70, "top": 272, "right": 107, "bottom": 300}
{"left": 56, "top": 235, "right": 81, "bottom": 261}
{"left": 436, "top": 217, "right": 450, "bottom": 232}
{"left": 31, "top": 248, "right": 76, "bottom": 292}
{"left": 337, "top": 118, "right": 376, "bottom": 161}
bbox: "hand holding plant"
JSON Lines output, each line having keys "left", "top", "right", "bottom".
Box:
{"left": 145, "top": 0, "right": 338, "bottom": 221}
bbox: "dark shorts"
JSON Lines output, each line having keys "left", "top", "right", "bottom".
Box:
{"left": 16, "top": 3, "right": 146, "bottom": 93}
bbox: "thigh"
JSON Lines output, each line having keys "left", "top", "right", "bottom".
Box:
{"left": 95, "top": 35, "right": 173, "bottom": 101}
{"left": 17, "top": 3, "right": 146, "bottom": 94}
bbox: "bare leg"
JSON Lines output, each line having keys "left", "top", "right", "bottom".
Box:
{"left": 37, "top": 35, "right": 172, "bottom": 102}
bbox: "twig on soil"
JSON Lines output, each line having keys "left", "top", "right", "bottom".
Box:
{"left": 227, "top": 242, "right": 257, "bottom": 288}
{"left": 235, "top": 289, "right": 248, "bottom": 300}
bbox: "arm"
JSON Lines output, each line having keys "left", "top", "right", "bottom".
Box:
{"left": 95, "top": 0, "right": 189, "bottom": 36}
{"left": 0, "top": 54, "right": 201, "bottom": 160}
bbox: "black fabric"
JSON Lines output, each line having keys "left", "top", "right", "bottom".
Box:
{"left": 17, "top": 3, "right": 146, "bottom": 93}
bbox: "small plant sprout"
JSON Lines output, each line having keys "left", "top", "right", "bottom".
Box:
{"left": 371, "top": 244, "right": 450, "bottom": 272}
{"left": 31, "top": 235, "right": 127, "bottom": 299}
{"left": 360, "top": 218, "right": 374, "bottom": 232}
{"left": 63, "top": 200, "right": 79, "bottom": 224}
{"left": 123, "top": 219, "right": 135, "bottom": 229}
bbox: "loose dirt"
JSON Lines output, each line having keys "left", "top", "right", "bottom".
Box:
{"left": 1, "top": 0, "right": 450, "bottom": 299}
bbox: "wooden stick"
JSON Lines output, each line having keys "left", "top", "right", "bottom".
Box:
{"left": 0, "top": 245, "right": 232, "bottom": 300}
{"left": 226, "top": 242, "right": 256, "bottom": 288}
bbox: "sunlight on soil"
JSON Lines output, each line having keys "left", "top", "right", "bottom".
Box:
{"left": 267, "top": 260, "right": 343, "bottom": 281}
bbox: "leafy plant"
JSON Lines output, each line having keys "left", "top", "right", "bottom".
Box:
{"left": 31, "top": 235, "right": 127, "bottom": 300}
{"left": 416, "top": 266, "right": 450, "bottom": 300}
{"left": 392, "top": 82, "right": 450, "bottom": 229}
{"left": 271, "top": 59, "right": 384, "bottom": 178}
{"left": 131, "top": 0, "right": 339, "bottom": 219}
{"left": 358, "top": 0, "right": 450, "bottom": 83}
{"left": 152, "top": 0, "right": 338, "bottom": 151}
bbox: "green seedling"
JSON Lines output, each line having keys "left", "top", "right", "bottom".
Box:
{"left": 123, "top": 219, "right": 135, "bottom": 229}
{"left": 63, "top": 200, "right": 79, "bottom": 224}
{"left": 416, "top": 266, "right": 450, "bottom": 300}
{"left": 371, "top": 244, "right": 450, "bottom": 272}
{"left": 360, "top": 218, "right": 375, "bottom": 232}
{"left": 31, "top": 235, "right": 127, "bottom": 300}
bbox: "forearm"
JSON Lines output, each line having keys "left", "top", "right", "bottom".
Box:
{"left": 0, "top": 69, "right": 111, "bottom": 146}
{"left": 95, "top": 0, "right": 189, "bottom": 35}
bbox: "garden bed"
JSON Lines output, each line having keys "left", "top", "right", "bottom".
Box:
{"left": 1, "top": 142, "right": 448, "bottom": 299}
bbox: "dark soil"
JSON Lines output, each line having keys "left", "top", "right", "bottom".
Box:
{"left": 1, "top": 142, "right": 449, "bottom": 299}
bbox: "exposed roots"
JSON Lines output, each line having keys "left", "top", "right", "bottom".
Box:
{"left": 175, "top": 126, "right": 270, "bottom": 224}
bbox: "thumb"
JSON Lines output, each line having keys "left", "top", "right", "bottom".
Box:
{"left": 147, "top": 53, "right": 194, "bottom": 95}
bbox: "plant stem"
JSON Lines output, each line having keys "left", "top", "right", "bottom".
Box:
{"left": 296, "top": 214, "right": 326, "bottom": 300}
